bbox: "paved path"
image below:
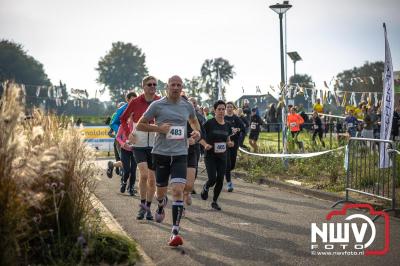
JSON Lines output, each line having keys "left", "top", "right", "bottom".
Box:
{"left": 94, "top": 159, "right": 400, "bottom": 266}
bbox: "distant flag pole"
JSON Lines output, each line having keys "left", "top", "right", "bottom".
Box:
{"left": 217, "top": 68, "right": 223, "bottom": 100}
{"left": 379, "top": 23, "right": 395, "bottom": 168}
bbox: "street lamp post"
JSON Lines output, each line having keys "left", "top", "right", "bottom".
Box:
{"left": 269, "top": 1, "right": 292, "bottom": 85}
{"left": 287, "top": 51, "right": 302, "bottom": 76}
{"left": 270, "top": 1, "right": 292, "bottom": 166}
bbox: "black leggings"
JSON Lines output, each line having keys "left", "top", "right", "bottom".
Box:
{"left": 238, "top": 132, "right": 246, "bottom": 147}
{"left": 120, "top": 149, "right": 137, "bottom": 189}
{"left": 312, "top": 129, "right": 323, "bottom": 141}
{"left": 205, "top": 155, "right": 227, "bottom": 202}
{"left": 291, "top": 131, "right": 303, "bottom": 149}
{"left": 225, "top": 147, "right": 238, "bottom": 183}
{"left": 113, "top": 140, "right": 121, "bottom": 162}
{"left": 194, "top": 145, "right": 201, "bottom": 179}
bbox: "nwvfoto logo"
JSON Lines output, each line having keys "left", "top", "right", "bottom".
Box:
{"left": 310, "top": 204, "right": 390, "bottom": 256}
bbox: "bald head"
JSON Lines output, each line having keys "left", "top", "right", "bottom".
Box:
{"left": 167, "top": 75, "right": 183, "bottom": 101}
{"left": 168, "top": 75, "right": 183, "bottom": 84}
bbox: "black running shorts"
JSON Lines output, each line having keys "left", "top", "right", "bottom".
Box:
{"left": 152, "top": 154, "right": 187, "bottom": 187}
{"left": 187, "top": 148, "right": 197, "bottom": 168}
{"left": 133, "top": 148, "right": 154, "bottom": 170}
{"left": 249, "top": 131, "right": 260, "bottom": 141}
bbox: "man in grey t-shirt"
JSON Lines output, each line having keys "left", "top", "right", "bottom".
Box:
{"left": 143, "top": 97, "right": 196, "bottom": 156}
{"left": 136, "top": 75, "right": 201, "bottom": 247}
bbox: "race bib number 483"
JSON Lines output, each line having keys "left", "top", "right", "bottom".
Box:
{"left": 166, "top": 126, "right": 185, "bottom": 140}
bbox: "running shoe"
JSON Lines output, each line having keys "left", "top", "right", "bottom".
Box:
{"left": 146, "top": 210, "right": 154, "bottom": 221}
{"left": 155, "top": 208, "right": 165, "bottom": 223}
{"left": 211, "top": 201, "right": 222, "bottom": 211}
{"left": 120, "top": 181, "right": 127, "bottom": 193}
{"left": 106, "top": 161, "right": 114, "bottom": 178}
{"left": 227, "top": 182, "right": 234, "bottom": 192}
{"left": 128, "top": 188, "right": 136, "bottom": 196}
{"left": 168, "top": 234, "right": 183, "bottom": 247}
{"left": 136, "top": 207, "right": 146, "bottom": 220}
{"left": 200, "top": 185, "right": 208, "bottom": 200}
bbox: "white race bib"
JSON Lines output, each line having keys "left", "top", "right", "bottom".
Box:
{"left": 290, "top": 122, "right": 297, "bottom": 128}
{"left": 313, "top": 125, "right": 319, "bottom": 129}
{"left": 250, "top": 123, "right": 257, "bottom": 130}
{"left": 347, "top": 123, "right": 354, "bottom": 128}
{"left": 214, "top": 142, "right": 227, "bottom": 153}
{"left": 166, "top": 126, "right": 185, "bottom": 140}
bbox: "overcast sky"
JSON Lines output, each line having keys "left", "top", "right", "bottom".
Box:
{"left": 1, "top": 0, "right": 399, "bottom": 101}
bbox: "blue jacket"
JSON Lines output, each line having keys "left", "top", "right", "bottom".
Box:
{"left": 344, "top": 116, "right": 358, "bottom": 130}
{"left": 110, "top": 103, "right": 128, "bottom": 133}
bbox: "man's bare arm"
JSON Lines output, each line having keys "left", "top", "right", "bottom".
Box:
{"left": 188, "top": 116, "right": 200, "bottom": 131}
{"left": 188, "top": 116, "right": 201, "bottom": 140}
{"left": 135, "top": 116, "right": 170, "bottom": 134}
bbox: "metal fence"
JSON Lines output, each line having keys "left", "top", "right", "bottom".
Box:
{"left": 332, "top": 137, "right": 399, "bottom": 220}
{"left": 257, "top": 122, "right": 343, "bottom": 151}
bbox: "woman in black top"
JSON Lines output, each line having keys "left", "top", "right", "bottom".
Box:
{"left": 249, "top": 108, "right": 264, "bottom": 152}
{"left": 266, "top": 103, "right": 277, "bottom": 132}
{"left": 312, "top": 111, "right": 325, "bottom": 147}
{"left": 224, "top": 102, "right": 245, "bottom": 192}
{"left": 200, "top": 100, "right": 234, "bottom": 211}
{"left": 237, "top": 108, "right": 249, "bottom": 149}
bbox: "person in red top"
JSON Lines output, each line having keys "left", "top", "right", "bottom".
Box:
{"left": 120, "top": 75, "right": 161, "bottom": 220}
{"left": 287, "top": 107, "right": 305, "bottom": 152}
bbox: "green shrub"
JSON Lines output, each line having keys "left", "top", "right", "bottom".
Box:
{"left": 87, "top": 232, "right": 139, "bottom": 265}
{"left": 236, "top": 145, "right": 345, "bottom": 187}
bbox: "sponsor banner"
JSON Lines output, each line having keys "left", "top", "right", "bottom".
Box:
{"left": 80, "top": 126, "right": 114, "bottom": 152}
{"left": 84, "top": 138, "right": 114, "bottom": 151}
{"left": 379, "top": 23, "right": 395, "bottom": 168}
{"left": 81, "top": 126, "right": 111, "bottom": 139}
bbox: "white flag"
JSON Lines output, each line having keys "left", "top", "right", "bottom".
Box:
{"left": 379, "top": 23, "right": 395, "bottom": 168}
{"left": 217, "top": 69, "right": 223, "bottom": 100}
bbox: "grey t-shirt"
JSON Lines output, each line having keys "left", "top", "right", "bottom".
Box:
{"left": 143, "top": 96, "right": 196, "bottom": 156}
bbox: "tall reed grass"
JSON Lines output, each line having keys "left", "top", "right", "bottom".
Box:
{"left": 0, "top": 81, "right": 138, "bottom": 265}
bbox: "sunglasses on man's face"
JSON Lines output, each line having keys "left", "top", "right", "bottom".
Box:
{"left": 146, "top": 83, "right": 157, "bottom": 87}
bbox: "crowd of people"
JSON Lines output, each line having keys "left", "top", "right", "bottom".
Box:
{"left": 260, "top": 97, "right": 400, "bottom": 152}
{"left": 106, "top": 75, "right": 251, "bottom": 247}
{"left": 104, "top": 75, "right": 400, "bottom": 247}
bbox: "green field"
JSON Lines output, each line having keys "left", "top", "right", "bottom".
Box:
{"left": 67, "top": 115, "right": 109, "bottom": 125}
{"left": 243, "top": 130, "right": 345, "bottom": 153}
